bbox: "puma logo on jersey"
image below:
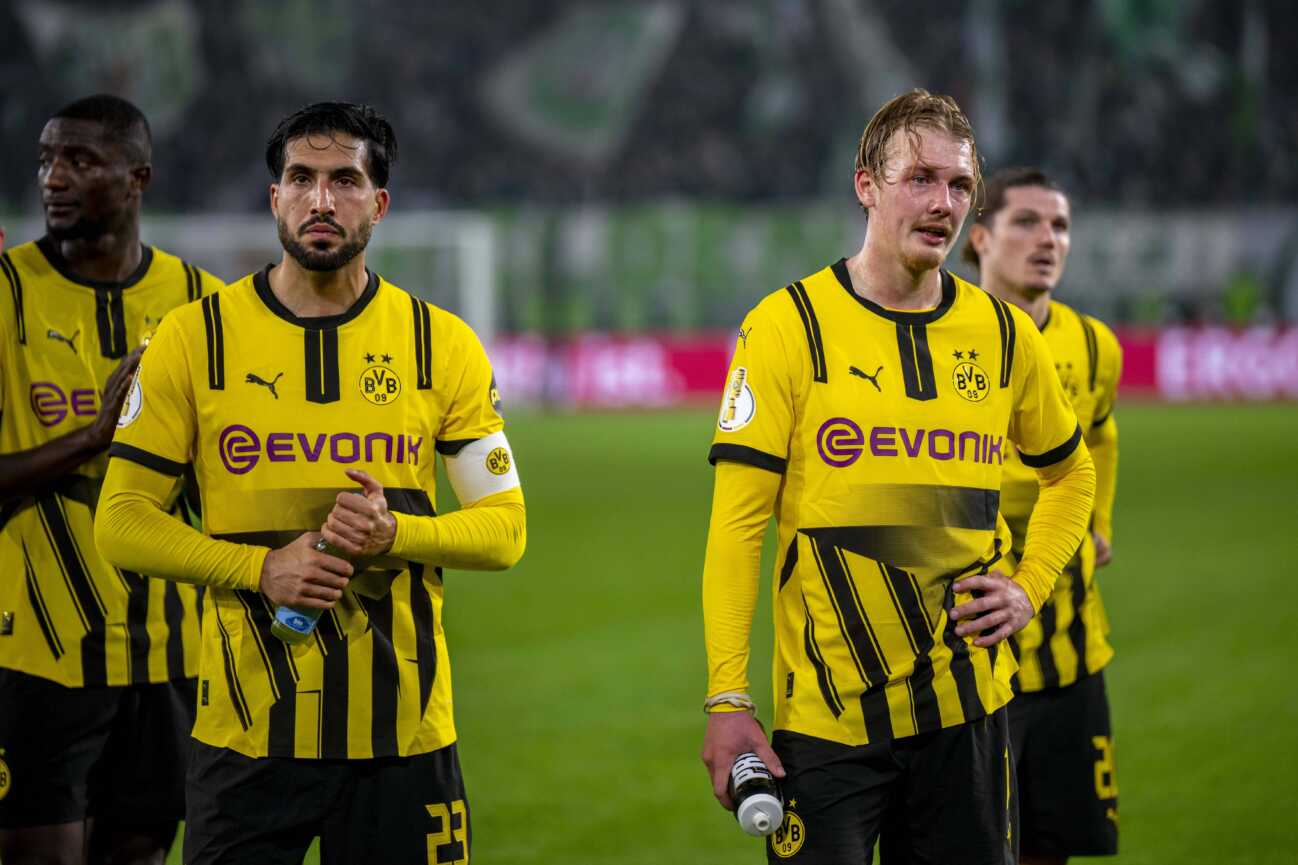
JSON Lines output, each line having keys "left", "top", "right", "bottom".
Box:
{"left": 46, "top": 328, "right": 79, "bottom": 354}
{"left": 245, "top": 372, "right": 283, "bottom": 399}
{"left": 848, "top": 365, "right": 883, "bottom": 391}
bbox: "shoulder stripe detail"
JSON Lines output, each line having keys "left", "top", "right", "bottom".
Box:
{"left": 708, "top": 443, "right": 787, "bottom": 474}
{"left": 1080, "top": 313, "right": 1099, "bottom": 392}
{"left": 1018, "top": 423, "right": 1083, "bottom": 468}
{"left": 1091, "top": 408, "right": 1113, "bottom": 428}
{"left": 988, "top": 294, "right": 1016, "bottom": 388}
{"left": 412, "top": 297, "right": 433, "bottom": 390}
{"left": 109, "top": 442, "right": 187, "bottom": 476}
{"left": 183, "top": 261, "right": 201, "bottom": 302}
{"left": 95, "top": 287, "right": 129, "bottom": 359}
{"left": 304, "top": 327, "right": 342, "bottom": 403}
{"left": 786, "top": 282, "right": 827, "bottom": 383}
{"left": 895, "top": 323, "right": 938, "bottom": 401}
{"left": 435, "top": 438, "right": 477, "bottom": 456}
{"left": 1, "top": 253, "right": 24, "bottom": 343}
{"left": 201, "top": 294, "right": 225, "bottom": 390}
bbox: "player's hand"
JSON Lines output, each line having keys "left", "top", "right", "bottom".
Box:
{"left": 1093, "top": 531, "right": 1112, "bottom": 568}
{"left": 949, "top": 569, "right": 1034, "bottom": 647}
{"left": 321, "top": 469, "right": 396, "bottom": 558}
{"left": 89, "top": 346, "right": 145, "bottom": 446}
{"left": 259, "top": 531, "right": 353, "bottom": 609}
{"left": 701, "top": 710, "right": 785, "bottom": 810}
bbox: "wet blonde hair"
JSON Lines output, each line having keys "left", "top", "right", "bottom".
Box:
{"left": 855, "top": 88, "right": 981, "bottom": 200}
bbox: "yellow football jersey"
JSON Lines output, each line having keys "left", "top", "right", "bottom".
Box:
{"left": 710, "top": 260, "right": 1083, "bottom": 746}
{"left": 109, "top": 266, "right": 503, "bottom": 760}
{"left": 0, "top": 237, "right": 212, "bottom": 687}
{"left": 1005, "top": 300, "right": 1122, "bottom": 691}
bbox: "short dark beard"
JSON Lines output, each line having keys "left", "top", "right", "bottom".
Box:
{"left": 277, "top": 216, "right": 372, "bottom": 272}
{"left": 45, "top": 213, "right": 112, "bottom": 243}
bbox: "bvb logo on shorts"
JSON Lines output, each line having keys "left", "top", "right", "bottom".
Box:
{"left": 485, "top": 447, "right": 511, "bottom": 475}
{"left": 359, "top": 364, "right": 402, "bottom": 405}
{"left": 953, "top": 361, "right": 990, "bottom": 403}
{"left": 770, "top": 810, "right": 805, "bottom": 858}
{"left": 0, "top": 751, "right": 11, "bottom": 801}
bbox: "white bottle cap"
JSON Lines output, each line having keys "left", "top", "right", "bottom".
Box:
{"left": 737, "top": 792, "right": 783, "bottom": 837}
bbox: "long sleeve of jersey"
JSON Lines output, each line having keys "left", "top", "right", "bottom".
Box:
{"left": 701, "top": 461, "right": 782, "bottom": 700}
{"left": 390, "top": 487, "right": 526, "bottom": 570}
{"left": 1012, "top": 444, "right": 1097, "bottom": 611}
{"left": 1087, "top": 415, "right": 1118, "bottom": 541}
{"left": 96, "top": 459, "right": 266, "bottom": 591}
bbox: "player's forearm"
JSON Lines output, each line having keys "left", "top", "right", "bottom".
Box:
{"left": 1014, "top": 444, "right": 1097, "bottom": 611}
{"left": 1086, "top": 415, "right": 1119, "bottom": 540}
{"left": 0, "top": 425, "right": 108, "bottom": 504}
{"left": 389, "top": 487, "right": 526, "bottom": 570}
{"left": 96, "top": 459, "right": 265, "bottom": 591}
{"left": 703, "top": 462, "right": 780, "bottom": 697}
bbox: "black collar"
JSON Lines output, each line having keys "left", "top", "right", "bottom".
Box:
{"left": 830, "top": 258, "right": 956, "bottom": 325}
{"left": 253, "top": 264, "right": 379, "bottom": 330}
{"left": 37, "top": 235, "right": 153, "bottom": 290}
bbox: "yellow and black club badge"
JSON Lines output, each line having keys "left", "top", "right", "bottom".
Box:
{"left": 953, "top": 360, "right": 990, "bottom": 403}
{"left": 360, "top": 352, "right": 402, "bottom": 405}
{"left": 0, "top": 750, "right": 11, "bottom": 801}
{"left": 485, "top": 447, "right": 512, "bottom": 476}
{"left": 769, "top": 810, "right": 805, "bottom": 858}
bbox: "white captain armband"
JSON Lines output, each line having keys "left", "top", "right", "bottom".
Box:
{"left": 443, "top": 430, "right": 521, "bottom": 504}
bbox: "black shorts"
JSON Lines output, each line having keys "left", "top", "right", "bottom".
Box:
{"left": 1009, "top": 670, "right": 1118, "bottom": 857}
{"left": 184, "top": 739, "right": 469, "bottom": 865}
{"left": 0, "top": 668, "right": 195, "bottom": 828}
{"left": 770, "top": 708, "right": 1016, "bottom": 865}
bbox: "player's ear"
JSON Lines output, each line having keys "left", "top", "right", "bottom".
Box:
{"left": 372, "top": 188, "right": 390, "bottom": 224}
{"left": 968, "top": 223, "right": 991, "bottom": 260}
{"left": 130, "top": 163, "right": 152, "bottom": 194}
{"left": 855, "top": 170, "right": 877, "bottom": 210}
{"left": 269, "top": 183, "right": 280, "bottom": 215}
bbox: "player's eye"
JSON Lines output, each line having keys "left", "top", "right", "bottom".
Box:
{"left": 336, "top": 176, "right": 355, "bottom": 187}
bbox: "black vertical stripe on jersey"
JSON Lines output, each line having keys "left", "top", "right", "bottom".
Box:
{"left": 777, "top": 538, "right": 799, "bottom": 591}
{"left": 183, "top": 261, "right": 202, "bottom": 302}
{"left": 163, "top": 581, "right": 187, "bottom": 681}
{"left": 316, "top": 609, "right": 350, "bottom": 759}
{"left": 36, "top": 494, "right": 107, "bottom": 685}
{"left": 1034, "top": 601, "right": 1060, "bottom": 688}
{"left": 365, "top": 592, "right": 400, "bottom": 756}
{"left": 809, "top": 537, "right": 890, "bottom": 688}
{"left": 95, "top": 286, "right": 128, "bottom": 359}
{"left": 1065, "top": 551, "right": 1089, "bottom": 677}
{"left": 785, "top": 282, "right": 827, "bottom": 383}
{"left": 408, "top": 563, "right": 438, "bottom": 713}
{"left": 235, "top": 590, "right": 299, "bottom": 755}
{"left": 907, "top": 651, "right": 944, "bottom": 734}
{"left": 801, "top": 595, "right": 844, "bottom": 718}
{"left": 879, "top": 564, "right": 935, "bottom": 655}
{"left": 412, "top": 297, "right": 433, "bottom": 389}
{"left": 895, "top": 323, "right": 938, "bottom": 401}
{"left": 22, "top": 542, "right": 63, "bottom": 660}
{"left": 305, "top": 327, "right": 342, "bottom": 403}
{"left": 1080, "top": 314, "right": 1099, "bottom": 392}
{"left": 214, "top": 609, "right": 253, "bottom": 730}
{"left": 201, "top": 294, "right": 225, "bottom": 390}
{"left": 989, "top": 296, "right": 1017, "bottom": 388}
{"left": 122, "top": 569, "right": 152, "bottom": 684}
{"left": 942, "top": 619, "right": 987, "bottom": 723}
{"left": 1, "top": 253, "right": 24, "bottom": 343}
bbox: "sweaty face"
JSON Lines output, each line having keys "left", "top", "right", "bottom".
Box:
{"left": 272, "top": 132, "right": 386, "bottom": 272}
{"left": 38, "top": 119, "right": 138, "bottom": 241}
{"left": 859, "top": 127, "right": 976, "bottom": 274}
{"left": 979, "top": 186, "right": 1071, "bottom": 293}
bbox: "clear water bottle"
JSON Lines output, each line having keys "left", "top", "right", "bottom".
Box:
{"left": 729, "top": 751, "right": 783, "bottom": 837}
{"left": 269, "top": 538, "right": 340, "bottom": 644}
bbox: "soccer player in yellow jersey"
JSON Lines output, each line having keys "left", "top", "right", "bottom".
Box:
{"left": 961, "top": 168, "right": 1122, "bottom": 863}
{"left": 96, "top": 102, "right": 526, "bottom": 865}
{"left": 0, "top": 95, "right": 214, "bottom": 865}
{"left": 699, "top": 90, "right": 1097, "bottom": 864}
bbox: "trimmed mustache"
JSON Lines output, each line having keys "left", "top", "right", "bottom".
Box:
{"left": 299, "top": 216, "right": 346, "bottom": 237}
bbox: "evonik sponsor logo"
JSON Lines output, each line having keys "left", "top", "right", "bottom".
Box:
{"left": 30, "top": 382, "right": 97, "bottom": 426}
{"left": 815, "top": 417, "right": 1003, "bottom": 468}
{"left": 218, "top": 424, "right": 423, "bottom": 475}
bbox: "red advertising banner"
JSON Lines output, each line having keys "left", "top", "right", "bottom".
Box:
{"left": 491, "top": 327, "right": 1298, "bottom": 408}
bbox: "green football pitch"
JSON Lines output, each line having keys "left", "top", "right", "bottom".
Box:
{"left": 167, "top": 402, "right": 1297, "bottom": 864}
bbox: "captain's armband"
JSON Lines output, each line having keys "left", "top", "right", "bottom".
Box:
{"left": 442, "top": 431, "right": 520, "bottom": 504}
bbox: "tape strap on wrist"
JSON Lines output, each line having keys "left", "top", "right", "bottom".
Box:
{"left": 703, "top": 691, "right": 756, "bottom": 714}
{"left": 443, "top": 430, "right": 521, "bottom": 504}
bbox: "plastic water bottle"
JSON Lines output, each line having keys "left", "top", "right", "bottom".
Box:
{"left": 270, "top": 538, "right": 340, "bottom": 644}
{"left": 729, "top": 752, "right": 783, "bottom": 837}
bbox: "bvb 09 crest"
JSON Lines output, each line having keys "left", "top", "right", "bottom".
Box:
{"left": 0, "top": 751, "right": 11, "bottom": 801}
{"left": 953, "top": 360, "right": 990, "bottom": 403}
{"left": 360, "top": 363, "right": 402, "bottom": 405}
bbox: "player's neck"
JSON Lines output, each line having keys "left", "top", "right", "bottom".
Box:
{"left": 845, "top": 243, "right": 943, "bottom": 311}
{"left": 53, "top": 222, "right": 143, "bottom": 283}
{"left": 985, "top": 277, "right": 1051, "bottom": 328}
{"left": 268, "top": 255, "right": 370, "bottom": 317}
